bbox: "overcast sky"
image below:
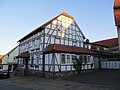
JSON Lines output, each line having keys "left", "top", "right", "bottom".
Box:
{"left": 0, "top": 0, "right": 117, "bottom": 54}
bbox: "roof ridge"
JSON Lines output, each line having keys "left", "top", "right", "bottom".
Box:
{"left": 114, "top": 0, "right": 120, "bottom": 9}
{"left": 60, "top": 12, "right": 74, "bottom": 19}
{"left": 18, "top": 12, "right": 74, "bottom": 42}
{"left": 92, "top": 37, "right": 118, "bottom": 43}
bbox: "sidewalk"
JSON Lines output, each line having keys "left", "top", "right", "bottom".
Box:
{"left": 0, "top": 76, "right": 120, "bottom": 90}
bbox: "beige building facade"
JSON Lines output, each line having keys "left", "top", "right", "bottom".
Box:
{"left": 2, "top": 45, "right": 19, "bottom": 71}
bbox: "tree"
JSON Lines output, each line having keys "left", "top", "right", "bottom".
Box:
{"left": 73, "top": 55, "right": 83, "bottom": 75}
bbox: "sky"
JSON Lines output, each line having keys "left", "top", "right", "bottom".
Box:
{"left": 0, "top": 0, "right": 117, "bottom": 55}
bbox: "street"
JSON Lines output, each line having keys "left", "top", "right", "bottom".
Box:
{"left": 0, "top": 81, "right": 33, "bottom": 90}
{"left": 0, "top": 70, "right": 120, "bottom": 90}
{"left": 63, "top": 69, "right": 120, "bottom": 87}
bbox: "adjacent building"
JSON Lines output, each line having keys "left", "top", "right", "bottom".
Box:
{"left": 0, "top": 55, "right": 3, "bottom": 63}
{"left": 93, "top": 0, "right": 120, "bottom": 70}
{"left": 2, "top": 45, "right": 19, "bottom": 71}
{"left": 114, "top": 0, "right": 120, "bottom": 50}
{"left": 90, "top": 38, "right": 120, "bottom": 69}
{"left": 0, "top": 55, "right": 3, "bottom": 69}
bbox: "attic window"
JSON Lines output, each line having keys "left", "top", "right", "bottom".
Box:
{"left": 57, "top": 29, "right": 60, "bottom": 31}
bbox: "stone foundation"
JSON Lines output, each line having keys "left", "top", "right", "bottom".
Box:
{"left": 16, "top": 69, "right": 95, "bottom": 79}
{"left": 16, "top": 69, "right": 76, "bottom": 78}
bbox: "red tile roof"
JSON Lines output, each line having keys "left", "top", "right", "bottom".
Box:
{"left": 114, "top": 0, "right": 120, "bottom": 26}
{"left": 114, "top": 9, "right": 120, "bottom": 26}
{"left": 44, "top": 44, "right": 95, "bottom": 55}
{"left": 114, "top": 0, "right": 120, "bottom": 9}
{"left": 92, "top": 38, "right": 118, "bottom": 48}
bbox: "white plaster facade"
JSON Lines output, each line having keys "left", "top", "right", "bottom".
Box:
{"left": 101, "top": 60, "right": 120, "bottom": 69}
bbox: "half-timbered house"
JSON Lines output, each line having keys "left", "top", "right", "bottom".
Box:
{"left": 17, "top": 12, "right": 95, "bottom": 77}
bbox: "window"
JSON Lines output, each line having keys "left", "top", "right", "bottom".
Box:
{"left": 45, "top": 37, "right": 49, "bottom": 43}
{"left": 35, "top": 39, "right": 37, "bottom": 47}
{"left": 32, "top": 40, "right": 35, "bottom": 49}
{"left": 51, "top": 37, "right": 54, "bottom": 44}
{"left": 87, "top": 56, "right": 91, "bottom": 63}
{"left": 84, "top": 56, "right": 87, "bottom": 63}
{"left": 71, "top": 55, "right": 75, "bottom": 63}
{"left": 36, "top": 39, "right": 40, "bottom": 48}
{"left": 65, "top": 40, "right": 68, "bottom": 45}
{"left": 61, "top": 54, "right": 65, "bottom": 64}
{"left": 65, "top": 34, "right": 68, "bottom": 38}
{"left": 61, "top": 39, "right": 64, "bottom": 44}
{"left": 55, "top": 38, "right": 60, "bottom": 44}
{"left": 73, "top": 40, "right": 77, "bottom": 46}
{"left": 73, "top": 35, "right": 76, "bottom": 39}
{"left": 97, "top": 47, "right": 100, "bottom": 50}
{"left": 36, "top": 57, "right": 39, "bottom": 65}
{"left": 69, "top": 41, "right": 72, "bottom": 46}
{"left": 66, "top": 55, "right": 70, "bottom": 63}
{"left": 99, "top": 47, "right": 104, "bottom": 51}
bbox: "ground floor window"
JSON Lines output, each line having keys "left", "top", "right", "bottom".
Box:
{"left": 71, "top": 55, "right": 75, "bottom": 63}
{"left": 84, "top": 56, "right": 87, "bottom": 63}
{"left": 87, "top": 56, "right": 91, "bottom": 63}
{"left": 61, "top": 54, "right": 65, "bottom": 64}
{"left": 66, "top": 55, "right": 70, "bottom": 63}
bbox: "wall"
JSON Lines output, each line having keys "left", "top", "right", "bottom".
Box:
{"left": 117, "top": 27, "right": 120, "bottom": 51}
{"left": 18, "top": 14, "right": 86, "bottom": 71}
{"left": 2, "top": 55, "right": 8, "bottom": 64}
{"left": 101, "top": 60, "right": 120, "bottom": 69}
{"left": 8, "top": 46, "right": 19, "bottom": 63}
{"left": 44, "top": 53, "right": 94, "bottom": 72}
{"left": 2, "top": 46, "right": 19, "bottom": 70}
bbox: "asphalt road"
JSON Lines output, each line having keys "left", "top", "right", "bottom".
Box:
{"left": 0, "top": 70, "right": 120, "bottom": 90}
{"left": 0, "top": 81, "right": 33, "bottom": 90}
{"left": 63, "top": 69, "right": 120, "bottom": 87}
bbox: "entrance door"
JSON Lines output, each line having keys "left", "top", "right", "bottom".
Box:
{"left": 24, "top": 58, "right": 29, "bottom": 75}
